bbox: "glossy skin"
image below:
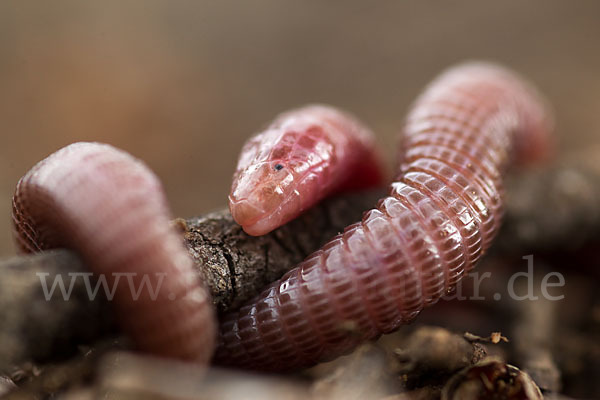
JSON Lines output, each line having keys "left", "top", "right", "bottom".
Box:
{"left": 215, "top": 63, "right": 552, "bottom": 371}
{"left": 12, "top": 143, "right": 216, "bottom": 362}
{"left": 229, "top": 105, "right": 384, "bottom": 236}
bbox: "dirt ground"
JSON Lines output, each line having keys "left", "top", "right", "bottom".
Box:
{"left": 1, "top": 1, "right": 599, "bottom": 256}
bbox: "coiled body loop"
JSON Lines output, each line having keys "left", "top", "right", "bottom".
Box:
{"left": 216, "top": 63, "right": 552, "bottom": 371}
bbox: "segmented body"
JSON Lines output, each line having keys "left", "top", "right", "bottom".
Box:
{"left": 215, "top": 63, "right": 552, "bottom": 371}
{"left": 229, "top": 105, "right": 384, "bottom": 236}
{"left": 12, "top": 143, "right": 215, "bottom": 362}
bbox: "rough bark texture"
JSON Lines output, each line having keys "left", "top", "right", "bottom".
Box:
{"left": 1, "top": 163, "right": 600, "bottom": 368}
{"left": 183, "top": 190, "right": 381, "bottom": 312}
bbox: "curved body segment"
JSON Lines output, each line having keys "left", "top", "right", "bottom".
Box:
{"left": 12, "top": 143, "right": 216, "bottom": 362}
{"left": 215, "top": 63, "right": 553, "bottom": 371}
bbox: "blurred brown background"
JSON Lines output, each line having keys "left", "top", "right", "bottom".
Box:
{"left": 1, "top": 1, "right": 599, "bottom": 256}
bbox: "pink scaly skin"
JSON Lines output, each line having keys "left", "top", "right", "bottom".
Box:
{"left": 12, "top": 143, "right": 216, "bottom": 363}
{"left": 215, "top": 62, "right": 553, "bottom": 371}
{"left": 229, "top": 105, "right": 385, "bottom": 236}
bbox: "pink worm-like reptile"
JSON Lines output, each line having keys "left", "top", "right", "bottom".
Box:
{"left": 11, "top": 62, "right": 551, "bottom": 370}
{"left": 219, "top": 62, "right": 552, "bottom": 370}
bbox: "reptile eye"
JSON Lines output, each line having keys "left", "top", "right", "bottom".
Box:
{"left": 274, "top": 164, "right": 284, "bottom": 171}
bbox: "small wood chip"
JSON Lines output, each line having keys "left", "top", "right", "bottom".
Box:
{"left": 464, "top": 332, "right": 509, "bottom": 344}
